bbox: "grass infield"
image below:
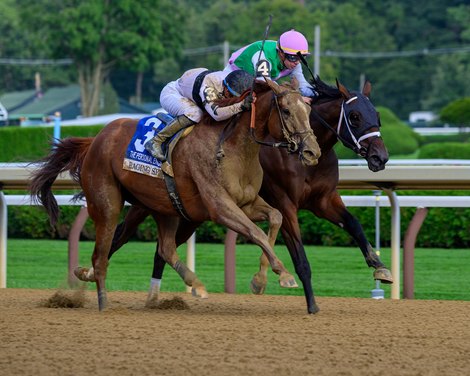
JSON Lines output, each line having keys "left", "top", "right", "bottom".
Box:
{"left": 7, "top": 239, "right": 470, "bottom": 300}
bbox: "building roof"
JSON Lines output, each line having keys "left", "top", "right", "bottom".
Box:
{"left": 9, "top": 85, "right": 80, "bottom": 117}
{"left": 0, "top": 89, "right": 37, "bottom": 112}
{"left": 3, "top": 85, "right": 150, "bottom": 121}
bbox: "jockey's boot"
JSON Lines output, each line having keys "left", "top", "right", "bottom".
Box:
{"left": 145, "top": 115, "right": 195, "bottom": 161}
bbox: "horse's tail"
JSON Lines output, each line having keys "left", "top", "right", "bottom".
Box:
{"left": 30, "top": 137, "right": 93, "bottom": 226}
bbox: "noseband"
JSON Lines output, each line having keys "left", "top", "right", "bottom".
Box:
{"left": 250, "top": 91, "right": 314, "bottom": 153}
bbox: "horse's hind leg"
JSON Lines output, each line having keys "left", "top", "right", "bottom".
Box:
{"left": 74, "top": 206, "right": 150, "bottom": 284}
{"left": 313, "top": 192, "right": 393, "bottom": 283}
{"left": 109, "top": 206, "right": 150, "bottom": 259}
{"left": 154, "top": 216, "right": 208, "bottom": 299}
{"left": 86, "top": 193, "right": 123, "bottom": 311}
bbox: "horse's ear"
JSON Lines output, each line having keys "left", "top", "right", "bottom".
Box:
{"left": 362, "top": 80, "right": 372, "bottom": 97}
{"left": 265, "top": 78, "right": 281, "bottom": 94}
{"left": 336, "top": 78, "right": 351, "bottom": 99}
{"left": 290, "top": 76, "right": 299, "bottom": 90}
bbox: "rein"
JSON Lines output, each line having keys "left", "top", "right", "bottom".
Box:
{"left": 311, "top": 96, "right": 381, "bottom": 156}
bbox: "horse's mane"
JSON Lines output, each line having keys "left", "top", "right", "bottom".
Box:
{"left": 310, "top": 76, "right": 341, "bottom": 101}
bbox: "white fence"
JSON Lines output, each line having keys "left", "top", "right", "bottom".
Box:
{"left": 1, "top": 161, "right": 470, "bottom": 298}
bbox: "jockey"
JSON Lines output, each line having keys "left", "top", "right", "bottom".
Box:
{"left": 145, "top": 69, "right": 254, "bottom": 161}
{"left": 223, "top": 29, "right": 317, "bottom": 104}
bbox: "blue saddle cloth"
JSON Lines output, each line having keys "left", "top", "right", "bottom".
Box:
{"left": 122, "top": 114, "right": 174, "bottom": 178}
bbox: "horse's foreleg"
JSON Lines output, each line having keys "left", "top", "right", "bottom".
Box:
{"left": 244, "top": 196, "right": 297, "bottom": 293}
{"left": 313, "top": 192, "right": 393, "bottom": 284}
{"left": 154, "top": 216, "right": 208, "bottom": 299}
{"left": 209, "top": 195, "right": 295, "bottom": 288}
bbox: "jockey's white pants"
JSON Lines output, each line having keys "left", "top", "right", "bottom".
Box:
{"left": 160, "top": 81, "right": 203, "bottom": 123}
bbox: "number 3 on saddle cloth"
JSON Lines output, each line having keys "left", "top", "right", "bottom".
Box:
{"left": 123, "top": 112, "right": 194, "bottom": 179}
{"left": 123, "top": 113, "right": 195, "bottom": 220}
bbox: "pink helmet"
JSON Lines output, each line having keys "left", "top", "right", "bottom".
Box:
{"left": 278, "top": 29, "right": 310, "bottom": 55}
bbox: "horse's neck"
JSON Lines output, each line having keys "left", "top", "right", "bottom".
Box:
{"left": 312, "top": 99, "right": 342, "bottom": 152}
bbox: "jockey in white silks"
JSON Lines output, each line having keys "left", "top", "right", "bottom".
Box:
{"left": 145, "top": 69, "right": 254, "bottom": 162}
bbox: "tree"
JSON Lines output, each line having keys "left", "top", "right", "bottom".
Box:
{"left": 118, "top": 0, "right": 186, "bottom": 105}
{"left": 18, "top": 0, "right": 185, "bottom": 116}
{"left": 0, "top": 0, "right": 74, "bottom": 93}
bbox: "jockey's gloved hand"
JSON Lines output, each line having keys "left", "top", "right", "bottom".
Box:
{"left": 241, "top": 95, "right": 254, "bottom": 111}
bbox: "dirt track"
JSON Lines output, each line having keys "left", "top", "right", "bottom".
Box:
{"left": 1, "top": 288, "right": 469, "bottom": 376}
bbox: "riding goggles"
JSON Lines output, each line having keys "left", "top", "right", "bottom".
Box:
{"left": 284, "top": 53, "right": 302, "bottom": 62}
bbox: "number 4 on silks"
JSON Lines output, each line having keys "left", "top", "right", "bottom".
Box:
{"left": 256, "top": 59, "right": 270, "bottom": 77}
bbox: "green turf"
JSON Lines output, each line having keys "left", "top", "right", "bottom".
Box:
{"left": 6, "top": 239, "right": 470, "bottom": 300}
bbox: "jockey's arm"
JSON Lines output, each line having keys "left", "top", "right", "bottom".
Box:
{"left": 290, "top": 64, "right": 316, "bottom": 97}
{"left": 202, "top": 86, "right": 245, "bottom": 122}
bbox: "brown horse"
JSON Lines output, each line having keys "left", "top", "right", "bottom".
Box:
{"left": 30, "top": 79, "right": 320, "bottom": 311}
{"left": 86, "top": 77, "right": 392, "bottom": 314}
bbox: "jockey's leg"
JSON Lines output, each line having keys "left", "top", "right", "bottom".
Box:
{"left": 145, "top": 115, "right": 195, "bottom": 161}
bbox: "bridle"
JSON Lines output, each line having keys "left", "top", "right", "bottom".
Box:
{"left": 311, "top": 95, "right": 381, "bottom": 157}
{"left": 250, "top": 90, "right": 314, "bottom": 153}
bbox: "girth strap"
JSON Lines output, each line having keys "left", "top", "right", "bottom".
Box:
{"left": 162, "top": 170, "right": 192, "bottom": 221}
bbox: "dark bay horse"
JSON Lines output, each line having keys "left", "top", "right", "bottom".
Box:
{"left": 30, "top": 79, "right": 321, "bottom": 311}
{"left": 76, "top": 77, "right": 392, "bottom": 314}
{"left": 252, "top": 77, "right": 392, "bottom": 313}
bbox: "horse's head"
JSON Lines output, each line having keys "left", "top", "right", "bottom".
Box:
{"left": 263, "top": 79, "right": 321, "bottom": 166}
{"left": 336, "top": 79, "right": 388, "bottom": 172}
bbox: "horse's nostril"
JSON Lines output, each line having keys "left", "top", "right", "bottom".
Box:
{"left": 302, "top": 150, "right": 320, "bottom": 165}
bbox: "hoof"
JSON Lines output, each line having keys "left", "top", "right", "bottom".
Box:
{"left": 145, "top": 286, "right": 160, "bottom": 307}
{"left": 279, "top": 272, "right": 298, "bottom": 288}
{"left": 191, "top": 286, "right": 208, "bottom": 299}
{"left": 98, "top": 290, "right": 107, "bottom": 311}
{"left": 374, "top": 267, "right": 393, "bottom": 284}
{"left": 74, "top": 267, "right": 95, "bottom": 282}
{"left": 145, "top": 295, "right": 160, "bottom": 308}
{"left": 250, "top": 273, "right": 267, "bottom": 295}
{"left": 308, "top": 304, "right": 320, "bottom": 314}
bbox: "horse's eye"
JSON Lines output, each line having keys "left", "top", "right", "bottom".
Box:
{"left": 349, "top": 112, "right": 360, "bottom": 123}
{"left": 282, "top": 108, "right": 291, "bottom": 116}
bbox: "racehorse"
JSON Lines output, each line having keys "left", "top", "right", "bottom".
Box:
{"left": 30, "top": 79, "right": 321, "bottom": 311}
{"left": 75, "top": 77, "right": 392, "bottom": 314}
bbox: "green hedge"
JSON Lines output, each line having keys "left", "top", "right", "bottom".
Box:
{"left": 440, "top": 97, "right": 470, "bottom": 127}
{"left": 420, "top": 133, "right": 470, "bottom": 145}
{"left": 378, "top": 106, "right": 422, "bottom": 156}
{"left": 7, "top": 193, "right": 470, "bottom": 248}
{"left": 418, "top": 142, "right": 470, "bottom": 159}
{"left": 0, "top": 125, "right": 104, "bottom": 161}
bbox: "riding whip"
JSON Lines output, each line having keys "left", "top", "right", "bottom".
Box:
{"left": 297, "top": 51, "right": 316, "bottom": 82}
{"left": 250, "top": 14, "right": 273, "bottom": 96}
